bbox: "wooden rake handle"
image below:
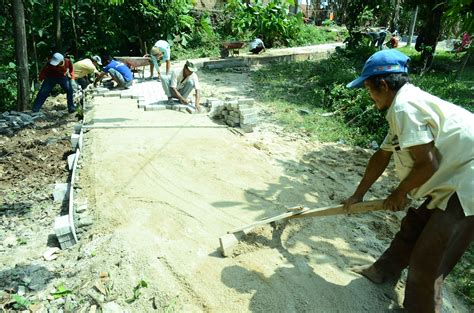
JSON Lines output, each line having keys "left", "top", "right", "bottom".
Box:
{"left": 227, "top": 200, "right": 384, "bottom": 234}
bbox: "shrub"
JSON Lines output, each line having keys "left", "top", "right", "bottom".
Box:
{"left": 0, "top": 63, "right": 17, "bottom": 112}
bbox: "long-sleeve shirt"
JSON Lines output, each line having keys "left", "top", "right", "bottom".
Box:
{"left": 39, "top": 58, "right": 75, "bottom": 81}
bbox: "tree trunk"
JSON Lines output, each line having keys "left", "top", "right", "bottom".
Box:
{"left": 391, "top": 0, "right": 401, "bottom": 32}
{"left": 69, "top": 0, "right": 78, "bottom": 56}
{"left": 12, "top": 0, "right": 30, "bottom": 111}
{"left": 53, "top": 0, "right": 62, "bottom": 51}
{"left": 406, "top": 5, "right": 418, "bottom": 48}
{"left": 420, "top": 2, "right": 444, "bottom": 71}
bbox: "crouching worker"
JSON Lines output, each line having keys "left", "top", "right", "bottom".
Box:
{"left": 95, "top": 57, "right": 133, "bottom": 89}
{"left": 161, "top": 60, "right": 201, "bottom": 113}
{"left": 342, "top": 49, "right": 474, "bottom": 312}
{"left": 32, "top": 52, "right": 76, "bottom": 113}
{"left": 73, "top": 55, "right": 102, "bottom": 90}
{"left": 249, "top": 37, "right": 266, "bottom": 54}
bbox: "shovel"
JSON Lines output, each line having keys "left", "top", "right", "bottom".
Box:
{"left": 219, "top": 200, "right": 384, "bottom": 257}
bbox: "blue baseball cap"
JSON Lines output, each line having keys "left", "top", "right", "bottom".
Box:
{"left": 347, "top": 50, "right": 410, "bottom": 88}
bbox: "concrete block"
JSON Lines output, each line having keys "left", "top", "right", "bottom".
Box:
{"left": 209, "top": 100, "right": 224, "bottom": 107}
{"left": 73, "top": 123, "right": 82, "bottom": 134}
{"left": 120, "top": 93, "right": 133, "bottom": 99}
{"left": 241, "top": 116, "right": 258, "bottom": 124}
{"left": 145, "top": 105, "right": 166, "bottom": 111}
{"left": 238, "top": 98, "right": 255, "bottom": 105}
{"left": 67, "top": 153, "right": 76, "bottom": 170}
{"left": 103, "top": 91, "right": 122, "bottom": 97}
{"left": 71, "top": 133, "right": 80, "bottom": 150}
{"left": 239, "top": 108, "right": 256, "bottom": 116}
{"left": 78, "top": 131, "right": 84, "bottom": 151}
{"left": 54, "top": 215, "right": 71, "bottom": 237}
{"left": 53, "top": 183, "right": 70, "bottom": 202}
{"left": 76, "top": 200, "right": 88, "bottom": 213}
{"left": 238, "top": 104, "right": 254, "bottom": 110}
{"left": 57, "top": 234, "right": 76, "bottom": 249}
{"left": 137, "top": 102, "right": 146, "bottom": 109}
{"left": 241, "top": 126, "right": 255, "bottom": 133}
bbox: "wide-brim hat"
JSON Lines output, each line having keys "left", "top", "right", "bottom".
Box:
{"left": 50, "top": 52, "right": 64, "bottom": 66}
{"left": 347, "top": 50, "right": 410, "bottom": 88}
{"left": 185, "top": 60, "right": 197, "bottom": 72}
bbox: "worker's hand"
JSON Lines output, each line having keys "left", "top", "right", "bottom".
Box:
{"left": 383, "top": 189, "right": 407, "bottom": 212}
{"left": 342, "top": 195, "right": 363, "bottom": 212}
{"left": 180, "top": 98, "right": 189, "bottom": 105}
{"left": 196, "top": 105, "right": 202, "bottom": 113}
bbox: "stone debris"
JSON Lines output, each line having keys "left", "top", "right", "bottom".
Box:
{"left": 0, "top": 111, "right": 45, "bottom": 136}
{"left": 208, "top": 97, "right": 258, "bottom": 132}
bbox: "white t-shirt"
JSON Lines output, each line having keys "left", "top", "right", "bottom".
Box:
{"left": 170, "top": 69, "right": 200, "bottom": 91}
{"left": 249, "top": 38, "right": 265, "bottom": 50}
{"left": 381, "top": 83, "right": 474, "bottom": 215}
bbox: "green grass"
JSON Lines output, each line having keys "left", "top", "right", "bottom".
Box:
{"left": 251, "top": 46, "right": 473, "bottom": 146}
{"left": 288, "top": 24, "right": 347, "bottom": 47}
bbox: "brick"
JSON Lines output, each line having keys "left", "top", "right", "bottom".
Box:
{"left": 73, "top": 123, "right": 82, "bottom": 134}
{"left": 209, "top": 100, "right": 224, "bottom": 107}
{"left": 239, "top": 108, "right": 256, "bottom": 116}
{"left": 67, "top": 153, "right": 76, "bottom": 170}
{"left": 240, "top": 116, "right": 258, "bottom": 124}
{"left": 54, "top": 215, "right": 71, "bottom": 237}
{"left": 53, "top": 183, "right": 70, "bottom": 202}
{"left": 71, "top": 134, "right": 80, "bottom": 150}
{"left": 238, "top": 104, "right": 254, "bottom": 110}
{"left": 103, "top": 91, "right": 122, "bottom": 97}
{"left": 238, "top": 98, "right": 255, "bottom": 105}
{"left": 145, "top": 105, "right": 166, "bottom": 111}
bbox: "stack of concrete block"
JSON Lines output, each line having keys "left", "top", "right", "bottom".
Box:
{"left": 208, "top": 98, "right": 258, "bottom": 132}
{"left": 54, "top": 215, "right": 77, "bottom": 249}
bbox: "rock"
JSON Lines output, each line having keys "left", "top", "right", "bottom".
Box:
{"left": 43, "top": 247, "right": 61, "bottom": 261}
{"left": 78, "top": 216, "right": 93, "bottom": 228}
{"left": 102, "top": 302, "right": 123, "bottom": 313}
{"left": 4, "top": 235, "right": 17, "bottom": 247}
{"left": 17, "top": 285, "right": 26, "bottom": 295}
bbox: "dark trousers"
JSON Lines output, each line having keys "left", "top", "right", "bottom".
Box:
{"left": 76, "top": 77, "right": 90, "bottom": 90}
{"left": 250, "top": 46, "right": 264, "bottom": 54}
{"left": 373, "top": 194, "right": 474, "bottom": 312}
{"left": 32, "top": 77, "right": 75, "bottom": 112}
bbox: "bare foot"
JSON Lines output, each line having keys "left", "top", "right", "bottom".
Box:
{"left": 350, "top": 265, "right": 385, "bottom": 284}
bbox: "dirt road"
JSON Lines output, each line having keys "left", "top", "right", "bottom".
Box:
{"left": 75, "top": 67, "right": 468, "bottom": 312}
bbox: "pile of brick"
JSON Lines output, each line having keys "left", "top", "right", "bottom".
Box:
{"left": 208, "top": 98, "right": 258, "bottom": 132}
{"left": 0, "top": 111, "right": 44, "bottom": 136}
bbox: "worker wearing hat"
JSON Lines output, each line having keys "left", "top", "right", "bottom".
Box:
{"left": 73, "top": 55, "right": 102, "bottom": 90}
{"left": 161, "top": 60, "right": 200, "bottom": 113}
{"left": 342, "top": 49, "right": 474, "bottom": 312}
{"left": 32, "top": 52, "right": 76, "bottom": 113}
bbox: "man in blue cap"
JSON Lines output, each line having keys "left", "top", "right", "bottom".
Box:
{"left": 343, "top": 50, "right": 474, "bottom": 312}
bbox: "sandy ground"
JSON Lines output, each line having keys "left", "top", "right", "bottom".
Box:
{"left": 73, "top": 65, "right": 469, "bottom": 312}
